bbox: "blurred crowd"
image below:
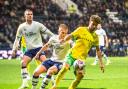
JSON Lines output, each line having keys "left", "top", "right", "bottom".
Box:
{"left": 0, "top": 0, "right": 127, "bottom": 56}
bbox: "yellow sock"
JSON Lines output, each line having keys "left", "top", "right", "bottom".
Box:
{"left": 68, "top": 79, "right": 80, "bottom": 89}
{"left": 55, "top": 66, "right": 68, "bottom": 86}
{"left": 68, "top": 74, "right": 83, "bottom": 89}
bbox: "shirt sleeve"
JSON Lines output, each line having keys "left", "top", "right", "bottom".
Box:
{"left": 39, "top": 23, "right": 54, "bottom": 37}
{"left": 47, "top": 36, "right": 55, "bottom": 47}
{"left": 12, "top": 24, "right": 22, "bottom": 51}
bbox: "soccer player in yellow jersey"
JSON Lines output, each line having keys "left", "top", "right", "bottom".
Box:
{"left": 51, "top": 15, "right": 104, "bottom": 89}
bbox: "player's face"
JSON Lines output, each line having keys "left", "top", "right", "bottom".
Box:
{"left": 88, "top": 21, "right": 98, "bottom": 32}
{"left": 97, "top": 24, "right": 101, "bottom": 30}
{"left": 25, "top": 11, "right": 33, "bottom": 22}
{"left": 58, "top": 27, "right": 68, "bottom": 39}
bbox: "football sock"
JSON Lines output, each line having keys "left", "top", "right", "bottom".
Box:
{"left": 32, "top": 76, "right": 39, "bottom": 88}
{"left": 55, "top": 66, "right": 68, "bottom": 86}
{"left": 21, "top": 67, "right": 29, "bottom": 80}
{"left": 41, "top": 75, "right": 51, "bottom": 89}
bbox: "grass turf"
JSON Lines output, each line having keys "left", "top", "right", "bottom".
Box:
{"left": 0, "top": 57, "right": 128, "bottom": 89}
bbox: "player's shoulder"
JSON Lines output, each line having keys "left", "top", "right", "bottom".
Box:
{"left": 19, "top": 22, "right": 26, "bottom": 26}
{"left": 18, "top": 22, "right": 26, "bottom": 29}
{"left": 33, "top": 21, "right": 43, "bottom": 25}
{"left": 33, "top": 21, "right": 39, "bottom": 24}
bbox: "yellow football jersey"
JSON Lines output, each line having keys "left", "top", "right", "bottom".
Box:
{"left": 70, "top": 27, "right": 99, "bottom": 61}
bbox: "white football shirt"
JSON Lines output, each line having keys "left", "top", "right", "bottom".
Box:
{"left": 95, "top": 28, "right": 106, "bottom": 46}
{"left": 48, "top": 35, "right": 71, "bottom": 63}
{"left": 12, "top": 21, "right": 54, "bottom": 51}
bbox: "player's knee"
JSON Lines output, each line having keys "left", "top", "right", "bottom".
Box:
{"left": 21, "top": 60, "right": 27, "bottom": 67}
{"left": 21, "top": 58, "right": 30, "bottom": 67}
{"left": 40, "top": 55, "right": 46, "bottom": 62}
{"left": 47, "top": 69, "right": 54, "bottom": 75}
{"left": 78, "top": 72, "right": 84, "bottom": 78}
{"left": 33, "top": 71, "right": 40, "bottom": 77}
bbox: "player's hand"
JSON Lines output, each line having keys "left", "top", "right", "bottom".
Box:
{"left": 11, "top": 50, "right": 16, "bottom": 58}
{"left": 60, "top": 39, "right": 64, "bottom": 43}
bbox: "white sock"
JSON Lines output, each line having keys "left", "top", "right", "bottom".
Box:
{"left": 41, "top": 75, "right": 51, "bottom": 89}
{"left": 32, "top": 76, "right": 39, "bottom": 88}
{"left": 22, "top": 79, "right": 29, "bottom": 87}
{"left": 94, "top": 55, "right": 98, "bottom": 64}
{"left": 103, "top": 54, "right": 108, "bottom": 61}
{"left": 21, "top": 68, "right": 29, "bottom": 80}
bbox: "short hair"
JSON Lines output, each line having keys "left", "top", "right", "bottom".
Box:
{"left": 90, "top": 15, "right": 101, "bottom": 24}
{"left": 24, "top": 9, "right": 33, "bottom": 16}
{"left": 59, "top": 24, "right": 68, "bottom": 30}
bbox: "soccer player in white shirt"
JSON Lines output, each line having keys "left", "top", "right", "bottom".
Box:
{"left": 92, "top": 24, "right": 110, "bottom": 65}
{"left": 11, "top": 9, "right": 54, "bottom": 89}
{"left": 31, "top": 24, "right": 71, "bottom": 89}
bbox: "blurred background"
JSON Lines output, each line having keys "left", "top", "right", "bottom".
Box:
{"left": 0, "top": 0, "right": 127, "bottom": 59}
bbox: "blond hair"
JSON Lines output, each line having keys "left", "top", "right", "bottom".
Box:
{"left": 59, "top": 24, "right": 68, "bottom": 30}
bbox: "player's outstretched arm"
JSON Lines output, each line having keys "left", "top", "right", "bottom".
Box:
{"left": 34, "top": 43, "right": 49, "bottom": 59}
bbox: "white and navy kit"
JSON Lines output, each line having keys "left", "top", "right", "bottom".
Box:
{"left": 42, "top": 35, "right": 71, "bottom": 71}
{"left": 12, "top": 21, "right": 54, "bottom": 58}
{"left": 95, "top": 28, "right": 107, "bottom": 52}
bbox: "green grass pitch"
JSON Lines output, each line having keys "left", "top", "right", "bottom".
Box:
{"left": 0, "top": 57, "right": 128, "bottom": 89}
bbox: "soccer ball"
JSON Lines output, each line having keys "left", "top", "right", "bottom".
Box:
{"left": 73, "top": 60, "right": 85, "bottom": 70}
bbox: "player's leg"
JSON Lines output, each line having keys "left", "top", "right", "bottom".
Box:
{"left": 102, "top": 46, "right": 110, "bottom": 65}
{"left": 51, "top": 54, "right": 75, "bottom": 89}
{"left": 34, "top": 52, "right": 46, "bottom": 67}
{"left": 36, "top": 53, "right": 47, "bottom": 78}
{"left": 92, "top": 46, "right": 103, "bottom": 65}
{"left": 69, "top": 60, "right": 85, "bottom": 89}
{"left": 19, "top": 55, "right": 32, "bottom": 89}
{"left": 32, "top": 64, "right": 47, "bottom": 89}
{"left": 34, "top": 50, "right": 47, "bottom": 78}
{"left": 51, "top": 63, "right": 69, "bottom": 89}
{"left": 40, "top": 62, "right": 62, "bottom": 89}
{"left": 21, "top": 47, "right": 31, "bottom": 77}
{"left": 91, "top": 54, "right": 98, "bottom": 65}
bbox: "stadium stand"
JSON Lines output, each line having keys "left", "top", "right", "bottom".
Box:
{"left": 0, "top": 0, "right": 127, "bottom": 57}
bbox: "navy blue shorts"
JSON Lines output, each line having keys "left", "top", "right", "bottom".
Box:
{"left": 100, "top": 46, "right": 106, "bottom": 52}
{"left": 42, "top": 59, "right": 63, "bottom": 73}
{"left": 24, "top": 47, "right": 45, "bottom": 59}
